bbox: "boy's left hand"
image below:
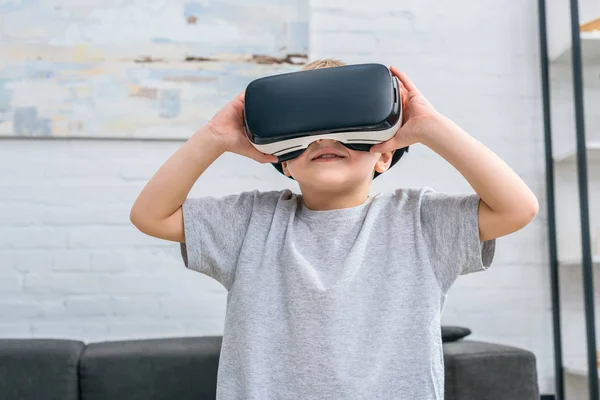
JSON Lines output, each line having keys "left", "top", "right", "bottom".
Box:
{"left": 370, "top": 66, "right": 439, "bottom": 153}
{"left": 374, "top": 68, "right": 539, "bottom": 242}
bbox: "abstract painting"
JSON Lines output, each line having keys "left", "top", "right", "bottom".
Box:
{"left": 0, "top": 0, "right": 309, "bottom": 138}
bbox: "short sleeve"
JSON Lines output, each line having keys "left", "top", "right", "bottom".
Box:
{"left": 180, "top": 190, "right": 259, "bottom": 290}
{"left": 419, "top": 189, "right": 495, "bottom": 293}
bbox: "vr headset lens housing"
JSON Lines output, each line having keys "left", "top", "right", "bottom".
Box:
{"left": 242, "top": 63, "right": 407, "bottom": 178}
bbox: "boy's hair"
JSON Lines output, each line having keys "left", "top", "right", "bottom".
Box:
{"left": 301, "top": 58, "right": 347, "bottom": 70}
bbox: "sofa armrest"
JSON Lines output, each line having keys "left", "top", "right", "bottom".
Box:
{"left": 443, "top": 340, "right": 539, "bottom": 400}
{"left": 0, "top": 339, "right": 85, "bottom": 400}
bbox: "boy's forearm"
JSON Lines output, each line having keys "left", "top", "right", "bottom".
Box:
{"left": 420, "top": 114, "right": 539, "bottom": 219}
{"left": 130, "top": 126, "right": 226, "bottom": 228}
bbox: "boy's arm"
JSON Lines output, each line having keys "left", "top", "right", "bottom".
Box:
{"left": 420, "top": 115, "right": 539, "bottom": 242}
{"left": 130, "top": 127, "right": 227, "bottom": 243}
{"left": 130, "top": 92, "right": 278, "bottom": 243}
{"left": 371, "top": 67, "right": 538, "bottom": 242}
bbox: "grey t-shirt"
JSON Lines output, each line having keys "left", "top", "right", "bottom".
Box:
{"left": 181, "top": 188, "right": 495, "bottom": 400}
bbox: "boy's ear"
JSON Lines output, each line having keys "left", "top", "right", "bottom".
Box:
{"left": 281, "top": 161, "right": 292, "bottom": 177}
{"left": 374, "top": 150, "right": 395, "bottom": 173}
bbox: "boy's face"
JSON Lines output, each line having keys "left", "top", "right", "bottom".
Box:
{"left": 281, "top": 139, "right": 394, "bottom": 189}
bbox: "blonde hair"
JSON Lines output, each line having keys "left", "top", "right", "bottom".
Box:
{"left": 301, "top": 58, "right": 346, "bottom": 70}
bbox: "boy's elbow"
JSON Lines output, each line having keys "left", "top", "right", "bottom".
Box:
{"left": 530, "top": 196, "right": 540, "bottom": 220}
{"left": 129, "top": 206, "right": 143, "bottom": 230}
{"left": 524, "top": 194, "right": 539, "bottom": 222}
{"left": 130, "top": 204, "right": 150, "bottom": 233}
{"left": 514, "top": 194, "right": 539, "bottom": 229}
{"left": 480, "top": 195, "right": 539, "bottom": 241}
{"left": 130, "top": 208, "right": 158, "bottom": 239}
{"left": 130, "top": 205, "right": 185, "bottom": 243}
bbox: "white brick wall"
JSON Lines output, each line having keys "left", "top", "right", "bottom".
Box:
{"left": 0, "top": 0, "right": 561, "bottom": 394}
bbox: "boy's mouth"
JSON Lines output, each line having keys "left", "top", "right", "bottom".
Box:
{"left": 310, "top": 148, "right": 347, "bottom": 161}
{"left": 312, "top": 154, "right": 344, "bottom": 161}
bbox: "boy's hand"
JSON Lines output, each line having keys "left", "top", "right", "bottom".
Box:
{"left": 370, "top": 66, "right": 439, "bottom": 154}
{"left": 131, "top": 92, "right": 277, "bottom": 244}
{"left": 373, "top": 68, "right": 539, "bottom": 242}
{"left": 206, "top": 91, "right": 278, "bottom": 164}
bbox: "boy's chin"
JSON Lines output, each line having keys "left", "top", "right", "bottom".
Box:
{"left": 298, "top": 171, "right": 369, "bottom": 190}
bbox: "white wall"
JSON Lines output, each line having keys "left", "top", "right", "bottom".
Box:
{"left": 0, "top": 0, "right": 558, "bottom": 394}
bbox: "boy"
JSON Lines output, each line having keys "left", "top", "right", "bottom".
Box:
{"left": 130, "top": 59, "right": 539, "bottom": 399}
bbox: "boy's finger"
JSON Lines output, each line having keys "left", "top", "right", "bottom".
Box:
{"left": 370, "top": 129, "right": 412, "bottom": 153}
{"left": 370, "top": 139, "right": 397, "bottom": 154}
{"left": 234, "top": 91, "right": 246, "bottom": 105}
{"left": 265, "top": 154, "right": 279, "bottom": 163}
{"left": 251, "top": 148, "right": 278, "bottom": 164}
{"left": 244, "top": 139, "right": 278, "bottom": 163}
{"left": 390, "top": 66, "right": 418, "bottom": 93}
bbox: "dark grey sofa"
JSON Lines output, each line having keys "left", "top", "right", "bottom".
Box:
{"left": 0, "top": 336, "right": 539, "bottom": 399}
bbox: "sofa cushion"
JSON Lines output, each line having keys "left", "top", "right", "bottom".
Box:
{"left": 441, "top": 326, "right": 471, "bottom": 342}
{"left": 80, "top": 336, "right": 221, "bottom": 400}
{"left": 443, "top": 340, "right": 539, "bottom": 400}
{"left": 0, "top": 339, "right": 84, "bottom": 400}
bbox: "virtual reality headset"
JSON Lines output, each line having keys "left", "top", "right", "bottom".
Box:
{"left": 242, "top": 63, "right": 408, "bottom": 178}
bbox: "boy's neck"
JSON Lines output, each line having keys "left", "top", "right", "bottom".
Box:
{"left": 299, "top": 185, "right": 371, "bottom": 211}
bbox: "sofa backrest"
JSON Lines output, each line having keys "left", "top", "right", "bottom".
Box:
{"left": 79, "top": 336, "right": 221, "bottom": 400}
{"left": 0, "top": 336, "right": 538, "bottom": 400}
{"left": 0, "top": 339, "right": 84, "bottom": 400}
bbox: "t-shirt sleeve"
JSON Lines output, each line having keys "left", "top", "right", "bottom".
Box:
{"left": 419, "top": 189, "right": 496, "bottom": 293}
{"left": 179, "top": 190, "right": 259, "bottom": 290}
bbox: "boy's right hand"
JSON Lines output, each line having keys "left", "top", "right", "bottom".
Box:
{"left": 206, "top": 92, "right": 279, "bottom": 164}
{"left": 131, "top": 92, "right": 277, "bottom": 244}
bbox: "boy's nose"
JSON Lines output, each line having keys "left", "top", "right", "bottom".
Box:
{"left": 309, "top": 139, "right": 339, "bottom": 149}
{"left": 316, "top": 139, "right": 337, "bottom": 144}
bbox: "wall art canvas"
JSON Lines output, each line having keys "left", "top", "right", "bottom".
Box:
{"left": 0, "top": 0, "right": 308, "bottom": 138}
